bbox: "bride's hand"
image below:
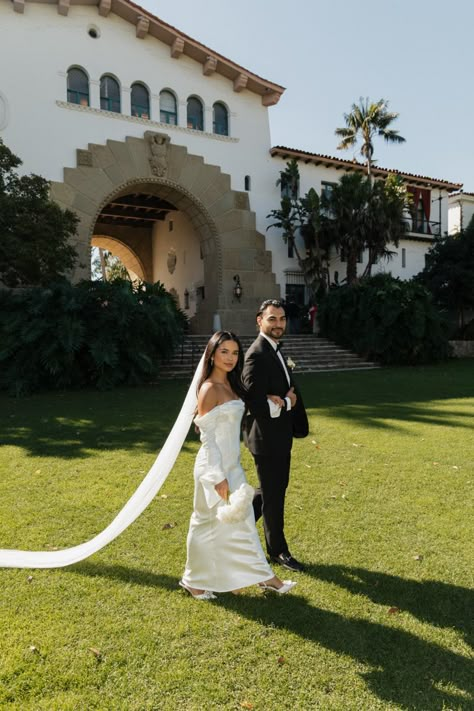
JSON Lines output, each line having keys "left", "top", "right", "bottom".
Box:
{"left": 267, "top": 394, "right": 284, "bottom": 408}
{"left": 214, "top": 478, "right": 229, "bottom": 501}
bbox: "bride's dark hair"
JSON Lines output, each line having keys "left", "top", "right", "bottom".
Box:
{"left": 197, "top": 331, "right": 247, "bottom": 400}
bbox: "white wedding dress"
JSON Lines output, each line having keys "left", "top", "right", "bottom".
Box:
{"left": 181, "top": 399, "right": 273, "bottom": 592}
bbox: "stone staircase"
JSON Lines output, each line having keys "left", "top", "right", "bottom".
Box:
{"left": 158, "top": 335, "right": 379, "bottom": 379}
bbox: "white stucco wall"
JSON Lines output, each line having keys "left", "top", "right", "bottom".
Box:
{"left": 448, "top": 194, "right": 474, "bottom": 234}
{"left": 0, "top": 2, "right": 275, "bottom": 199}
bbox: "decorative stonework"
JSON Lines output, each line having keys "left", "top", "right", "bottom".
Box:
{"left": 51, "top": 135, "right": 278, "bottom": 332}
{"left": 233, "top": 74, "right": 248, "bottom": 93}
{"left": 171, "top": 37, "right": 184, "bottom": 58}
{"left": 203, "top": 56, "right": 217, "bottom": 76}
{"left": 167, "top": 248, "right": 177, "bottom": 274}
{"left": 58, "top": 0, "right": 70, "bottom": 16}
{"left": 56, "top": 101, "right": 239, "bottom": 143}
{"left": 77, "top": 149, "right": 93, "bottom": 167}
{"left": 145, "top": 131, "right": 170, "bottom": 177}
{"left": 98, "top": 0, "right": 111, "bottom": 16}
{"left": 136, "top": 15, "right": 149, "bottom": 39}
{"left": 262, "top": 91, "right": 282, "bottom": 107}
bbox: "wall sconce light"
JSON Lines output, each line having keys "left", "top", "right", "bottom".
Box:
{"left": 233, "top": 274, "right": 242, "bottom": 301}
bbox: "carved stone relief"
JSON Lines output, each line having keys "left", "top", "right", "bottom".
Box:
{"left": 145, "top": 131, "right": 170, "bottom": 177}
{"left": 167, "top": 247, "right": 177, "bottom": 274}
{"left": 77, "top": 149, "right": 93, "bottom": 167}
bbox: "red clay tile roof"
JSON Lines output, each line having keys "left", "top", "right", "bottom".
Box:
{"left": 270, "top": 146, "right": 462, "bottom": 191}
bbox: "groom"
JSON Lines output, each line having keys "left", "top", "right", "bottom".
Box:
{"left": 242, "top": 299, "right": 308, "bottom": 572}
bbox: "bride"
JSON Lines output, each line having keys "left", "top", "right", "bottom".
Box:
{"left": 180, "top": 331, "right": 296, "bottom": 599}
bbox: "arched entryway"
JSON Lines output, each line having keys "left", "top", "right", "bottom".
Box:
{"left": 91, "top": 235, "right": 146, "bottom": 282}
{"left": 50, "top": 132, "right": 278, "bottom": 332}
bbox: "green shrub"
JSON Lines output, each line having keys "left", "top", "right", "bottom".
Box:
{"left": 318, "top": 274, "right": 450, "bottom": 365}
{"left": 0, "top": 280, "right": 187, "bottom": 395}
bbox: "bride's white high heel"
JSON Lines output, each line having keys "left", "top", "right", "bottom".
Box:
{"left": 179, "top": 580, "right": 217, "bottom": 600}
{"left": 259, "top": 580, "right": 297, "bottom": 594}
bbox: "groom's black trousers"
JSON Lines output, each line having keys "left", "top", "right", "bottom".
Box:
{"left": 252, "top": 452, "right": 291, "bottom": 557}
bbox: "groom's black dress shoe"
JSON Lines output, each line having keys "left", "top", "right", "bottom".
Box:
{"left": 270, "top": 553, "right": 305, "bottom": 572}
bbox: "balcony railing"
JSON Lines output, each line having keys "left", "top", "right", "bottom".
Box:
{"left": 404, "top": 219, "right": 441, "bottom": 236}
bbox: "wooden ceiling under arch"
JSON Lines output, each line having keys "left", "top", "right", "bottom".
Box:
{"left": 96, "top": 193, "right": 177, "bottom": 229}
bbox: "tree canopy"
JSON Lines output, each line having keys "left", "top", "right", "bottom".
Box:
{"left": 268, "top": 161, "right": 410, "bottom": 291}
{"left": 416, "top": 217, "right": 474, "bottom": 332}
{"left": 0, "top": 139, "right": 78, "bottom": 287}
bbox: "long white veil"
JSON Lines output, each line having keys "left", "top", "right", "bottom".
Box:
{"left": 0, "top": 354, "right": 204, "bottom": 569}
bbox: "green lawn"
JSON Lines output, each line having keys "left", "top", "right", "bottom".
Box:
{"left": 0, "top": 361, "right": 473, "bottom": 710}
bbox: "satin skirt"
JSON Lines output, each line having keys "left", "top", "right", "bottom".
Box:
{"left": 182, "top": 449, "right": 274, "bottom": 592}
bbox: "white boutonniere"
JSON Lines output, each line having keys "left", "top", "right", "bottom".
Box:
{"left": 287, "top": 357, "right": 296, "bottom": 370}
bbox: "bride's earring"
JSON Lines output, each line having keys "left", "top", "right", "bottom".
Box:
{"left": 210, "top": 357, "right": 214, "bottom": 366}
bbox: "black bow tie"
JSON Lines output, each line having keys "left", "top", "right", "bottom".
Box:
{"left": 275, "top": 341, "right": 284, "bottom": 352}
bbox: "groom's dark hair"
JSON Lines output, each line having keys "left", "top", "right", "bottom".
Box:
{"left": 256, "top": 299, "right": 284, "bottom": 318}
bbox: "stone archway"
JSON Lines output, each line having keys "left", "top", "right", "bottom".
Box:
{"left": 50, "top": 132, "right": 278, "bottom": 332}
{"left": 91, "top": 235, "right": 146, "bottom": 281}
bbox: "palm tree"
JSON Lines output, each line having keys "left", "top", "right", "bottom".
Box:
{"left": 335, "top": 97, "right": 406, "bottom": 178}
{"left": 319, "top": 172, "right": 371, "bottom": 284}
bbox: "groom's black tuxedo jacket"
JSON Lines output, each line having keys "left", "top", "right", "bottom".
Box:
{"left": 242, "top": 335, "right": 308, "bottom": 456}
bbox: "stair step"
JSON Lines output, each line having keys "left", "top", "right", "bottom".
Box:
{"left": 158, "top": 334, "right": 379, "bottom": 377}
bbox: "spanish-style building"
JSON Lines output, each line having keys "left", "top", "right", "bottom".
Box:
{"left": 0, "top": 0, "right": 463, "bottom": 332}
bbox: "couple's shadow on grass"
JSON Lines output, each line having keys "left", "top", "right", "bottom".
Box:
{"left": 72, "top": 561, "right": 473, "bottom": 710}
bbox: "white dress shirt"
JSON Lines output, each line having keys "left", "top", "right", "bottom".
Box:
{"left": 260, "top": 333, "right": 292, "bottom": 418}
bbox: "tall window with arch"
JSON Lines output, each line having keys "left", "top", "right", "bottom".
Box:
{"left": 67, "top": 67, "right": 89, "bottom": 106}
{"left": 213, "top": 102, "right": 228, "bottom": 136}
{"left": 131, "top": 83, "right": 150, "bottom": 119}
{"left": 187, "top": 96, "right": 203, "bottom": 131}
{"left": 100, "top": 75, "right": 121, "bottom": 113}
{"left": 160, "top": 90, "right": 177, "bottom": 125}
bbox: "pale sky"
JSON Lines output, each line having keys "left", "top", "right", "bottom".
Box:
{"left": 138, "top": 0, "right": 473, "bottom": 191}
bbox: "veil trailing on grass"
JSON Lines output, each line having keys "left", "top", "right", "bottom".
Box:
{"left": 0, "top": 354, "right": 205, "bottom": 569}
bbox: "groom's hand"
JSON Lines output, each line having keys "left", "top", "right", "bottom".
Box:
{"left": 286, "top": 387, "right": 297, "bottom": 407}
{"left": 215, "top": 479, "right": 229, "bottom": 501}
{"left": 267, "top": 394, "right": 285, "bottom": 408}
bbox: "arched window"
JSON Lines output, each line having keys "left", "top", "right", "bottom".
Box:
{"left": 160, "top": 90, "right": 177, "bottom": 125}
{"left": 67, "top": 67, "right": 89, "bottom": 106}
{"left": 213, "top": 102, "right": 228, "bottom": 136}
{"left": 131, "top": 83, "right": 150, "bottom": 119}
{"left": 100, "top": 75, "right": 120, "bottom": 113}
{"left": 187, "top": 96, "right": 203, "bottom": 131}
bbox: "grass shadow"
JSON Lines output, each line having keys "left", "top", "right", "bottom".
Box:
{"left": 307, "top": 564, "right": 474, "bottom": 649}
{"left": 0, "top": 382, "right": 198, "bottom": 459}
{"left": 302, "top": 360, "right": 474, "bottom": 432}
{"left": 70, "top": 561, "right": 474, "bottom": 710}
